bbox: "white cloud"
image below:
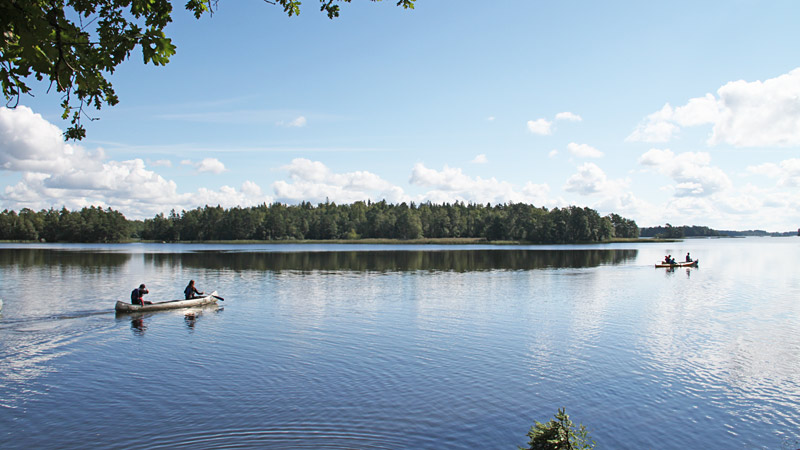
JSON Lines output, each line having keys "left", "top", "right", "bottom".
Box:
{"left": 564, "top": 162, "right": 608, "bottom": 195}
{"left": 277, "top": 116, "right": 307, "bottom": 128}
{"left": 548, "top": 149, "right": 558, "bottom": 158}
{"left": 196, "top": 157, "right": 227, "bottom": 174}
{"left": 527, "top": 112, "right": 582, "bottom": 137}
{"left": 567, "top": 142, "right": 603, "bottom": 158}
{"left": 180, "top": 157, "right": 227, "bottom": 174}
{"left": 628, "top": 68, "right": 800, "bottom": 147}
{"left": 409, "top": 163, "right": 555, "bottom": 206}
{"left": 555, "top": 111, "right": 582, "bottom": 122}
{"left": 672, "top": 93, "right": 721, "bottom": 127}
{"left": 626, "top": 104, "right": 681, "bottom": 143}
{"left": 563, "top": 162, "right": 631, "bottom": 200}
{"left": 748, "top": 158, "right": 800, "bottom": 187}
{"left": 273, "top": 158, "right": 403, "bottom": 204}
{"left": 0, "top": 106, "right": 103, "bottom": 174}
{"left": 149, "top": 159, "right": 172, "bottom": 167}
{"left": 471, "top": 154, "right": 488, "bottom": 164}
{"left": 487, "top": 116, "right": 495, "bottom": 122}
{"left": 526, "top": 118, "right": 552, "bottom": 135}
{"left": 0, "top": 106, "right": 270, "bottom": 218}
{"left": 638, "top": 148, "right": 732, "bottom": 196}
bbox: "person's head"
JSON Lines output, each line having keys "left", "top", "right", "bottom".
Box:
{"left": 139, "top": 284, "right": 146, "bottom": 289}
{"left": 189, "top": 280, "right": 195, "bottom": 286}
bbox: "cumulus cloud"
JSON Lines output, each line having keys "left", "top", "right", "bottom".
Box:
{"left": 409, "top": 163, "right": 554, "bottom": 206}
{"left": 197, "top": 157, "right": 227, "bottom": 174}
{"left": 564, "top": 163, "right": 608, "bottom": 195}
{"left": 748, "top": 158, "right": 800, "bottom": 187}
{"left": 180, "top": 157, "right": 227, "bottom": 174}
{"left": 567, "top": 142, "right": 603, "bottom": 158}
{"left": 0, "top": 106, "right": 270, "bottom": 218}
{"left": 526, "top": 118, "right": 552, "bottom": 135}
{"left": 471, "top": 154, "right": 488, "bottom": 164}
{"left": 0, "top": 106, "right": 103, "bottom": 174}
{"left": 527, "top": 112, "right": 582, "bottom": 136}
{"left": 627, "top": 68, "right": 800, "bottom": 146}
{"left": 272, "top": 158, "right": 405, "bottom": 204}
{"left": 638, "top": 148, "right": 732, "bottom": 197}
{"left": 644, "top": 184, "right": 799, "bottom": 231}
{"left": 563, "top": 162, "right": 631, "bottom": 199}
{"left": 555, "top": 111, "right": 582, "bottom": 122}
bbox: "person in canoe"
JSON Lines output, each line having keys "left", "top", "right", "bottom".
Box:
{"left": 685, "top": 252, "right": 692, "bottom": 262}
{"left": 131, "top": 284, "right": 151, "bottom": 305}
{"left": 184, "top": 280, "right": 204, "bottom": 299}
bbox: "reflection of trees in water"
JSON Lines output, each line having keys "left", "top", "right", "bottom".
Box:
{"left": 150, "top": 249, "right": 638, "bottom": 273}
{"left": 0, "top": 249, "right": 131, "bottom": 270}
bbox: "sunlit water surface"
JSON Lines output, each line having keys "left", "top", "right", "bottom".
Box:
{"left": 1, "top": 239, "right": 799, "bottom": 449}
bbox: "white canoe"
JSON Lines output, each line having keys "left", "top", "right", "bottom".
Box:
{"left": 655, "top": 260, "right": 699, "bottom": 268}
{"left": 115, "top": 291, "right": 219, "bottom": 313}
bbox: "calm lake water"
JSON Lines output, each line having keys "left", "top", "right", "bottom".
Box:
{"left": 1, "top": 238, "right": 799, "bottom": 449}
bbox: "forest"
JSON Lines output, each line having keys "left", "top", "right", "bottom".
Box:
{"left": 0, "top": 206, "right": 130, "bottom": 243}
{"left": 1, "top": 201, "right": 640, "bottom": 244}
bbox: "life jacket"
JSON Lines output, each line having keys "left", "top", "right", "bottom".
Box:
{"left": 131, "top": 288, "right": 140, "bottom": 304}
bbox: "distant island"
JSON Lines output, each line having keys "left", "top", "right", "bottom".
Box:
{"left": 639, "top": 224, "right": 798, "bottom": 238}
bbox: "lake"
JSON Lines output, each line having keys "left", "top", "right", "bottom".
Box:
{"left": 1, "top": 238, "right": 799, "bottom": 449}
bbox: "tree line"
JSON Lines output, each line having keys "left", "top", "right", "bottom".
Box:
{"left": 640, "top": 224, "right": 797, "bottom": 238}
{"left": 140, "top": 201, "right": 639, "bottom": 243}
{"left": 0, "top": 207, "right": 131, "bottom": 242}
{"left": 1, "top": 202, "right": 639, "bottom": 244}
{"left": 639, "top": 224, "right": 720, "bottom": 239}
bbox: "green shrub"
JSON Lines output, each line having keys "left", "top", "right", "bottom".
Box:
{"left": 521, "top": 408, "right": 595, "bottom": 450}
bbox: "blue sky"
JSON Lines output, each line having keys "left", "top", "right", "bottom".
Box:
{"left": 1, "top": 0, "right": 799, "bottom": 230}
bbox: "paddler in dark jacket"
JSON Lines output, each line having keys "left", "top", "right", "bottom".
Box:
{"left": 131, "top": 284, "right": 151, "bottom": 305}
{"left": 184, "top": 280, "right": 204, "bottom": 299}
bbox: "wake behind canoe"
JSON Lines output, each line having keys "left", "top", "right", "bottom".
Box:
{"left": 115, "top": 291, "right": 218, "bottom": 313}
{"left": 655, "top": 260, "right": 699, "bottom": 268}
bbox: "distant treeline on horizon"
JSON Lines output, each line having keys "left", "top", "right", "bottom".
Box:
{"left": 1, "top": 201, "right": 640, "bottom": 243}
{"left": 639, "top": 224, "right": 798, "bottom": 238}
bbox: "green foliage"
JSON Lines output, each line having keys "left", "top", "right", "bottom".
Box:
{"left": 639, "top": 224, "right": 718, "bottom": 239}
{"left": 0, "top": 0, "right": 416, "bottom": 140}
{"left": 0, "top": 206, "right": 129, "bottom": 242}
{"left": 138, "top": 201, "right": 634, "bottom": 243}
{"left": 521, "top": 408, "right": 595, "bottom": 450}
{"left": 606, "top": 213, "right": 639, "bottom": 239}
{"left": 1, "top": 202, "right": 638, "bottom": 244}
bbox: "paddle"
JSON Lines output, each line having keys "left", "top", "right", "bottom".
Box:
{"left": 212, "top": 294, "right": 225, "bottom": 301}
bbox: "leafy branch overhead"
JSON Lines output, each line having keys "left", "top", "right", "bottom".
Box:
{"left": 0, "top": 0, "right": 416, "bottom": 140}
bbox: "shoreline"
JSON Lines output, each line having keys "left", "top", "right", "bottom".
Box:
{"left": 1, "top": 237, "right": 681, "bottom": 245}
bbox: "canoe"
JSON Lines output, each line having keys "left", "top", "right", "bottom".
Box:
{"left": 655, "top": 260, "right": 698, "bottom": 268}
{"left": 115, "top": 291, "right": 219, "bottom": 313}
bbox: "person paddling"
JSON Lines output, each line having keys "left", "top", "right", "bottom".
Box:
{"left": 184, "top": 280, "right": 204, "bottom": 299}
{"left": 685, "top": 252, "right": 692, "bottom": 262}
{"left": 131, "top": 284, "right": 151, "bottom": 305}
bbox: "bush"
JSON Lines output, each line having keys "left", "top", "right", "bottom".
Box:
{"left": 521, "top": 408, "right": 594, "bottom": 450}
